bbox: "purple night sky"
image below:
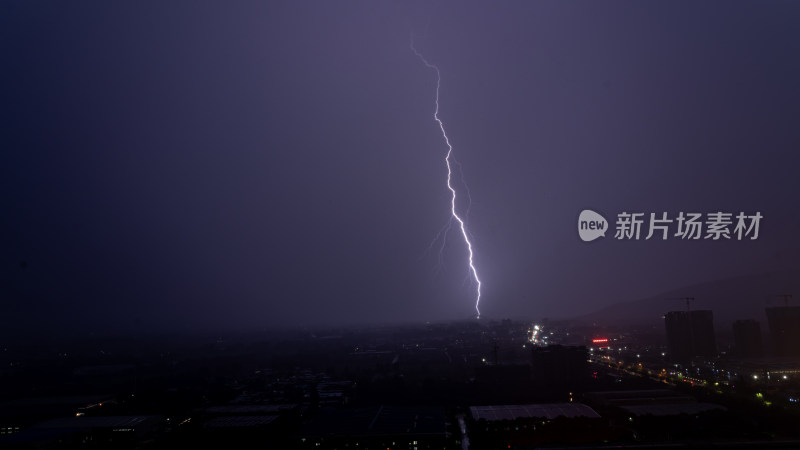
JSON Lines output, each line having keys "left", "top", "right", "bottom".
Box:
{"left": 2, "top": 1, "right": 800, "bottom": 334}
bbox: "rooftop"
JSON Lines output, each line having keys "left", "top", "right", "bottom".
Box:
{"left": 470, "top": 403, "right": 600, "bottom": 421}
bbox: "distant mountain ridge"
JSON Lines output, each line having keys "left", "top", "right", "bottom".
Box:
{"left": 575, "top": 270, "right": 800, "bottom": 331}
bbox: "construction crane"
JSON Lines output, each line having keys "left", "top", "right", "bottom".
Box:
{"left": 668, "top": 297, "right": 695, "bottom": 311}
{"left": 769, "top": 294, "right": 793, "bottom": 307}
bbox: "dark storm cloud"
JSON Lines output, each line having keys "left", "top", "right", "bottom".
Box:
{"left": 1, "top": 1, "right": 799, "bottom": 334}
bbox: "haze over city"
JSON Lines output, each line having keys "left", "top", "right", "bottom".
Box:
{"left": 7, "top": 3, "right": 800, "bottom": 449}
{"left": 3, "top": 1, "right": 800, "bottom": 336}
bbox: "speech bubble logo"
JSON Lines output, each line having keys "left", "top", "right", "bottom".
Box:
{"left": 578, "top": 209, "right": 608, "bottom": 242}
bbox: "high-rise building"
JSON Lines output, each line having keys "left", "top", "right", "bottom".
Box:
{"left": 732, "top": 319, "right": 763, "bottom": 358}
{"left": 765, "top": 306, "right": 800, "bottom": 356}
{"left": 664, "top": 310, "right": 716, "bottom": 362}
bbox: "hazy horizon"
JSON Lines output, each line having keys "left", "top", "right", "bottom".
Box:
{"left": 3, "top": 1, "right": 800, "bottom": 335}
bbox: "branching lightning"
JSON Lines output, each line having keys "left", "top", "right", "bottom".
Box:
{"left": 411, "top": 39, "right": 483, "bottom": 318}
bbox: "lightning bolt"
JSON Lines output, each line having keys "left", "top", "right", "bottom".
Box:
{"left": 411, "top": 38, "right": 483, "bottom": 318}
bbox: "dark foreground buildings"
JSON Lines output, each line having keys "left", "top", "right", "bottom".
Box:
{"left": 530, "top": 345, "right": 589, "bottom": 389}
{"left": 733, "top": 319, "right": 764, "bottom": 358}
{"left": 299, "top": 406, "right": 449, "bottom": 449}
{"left": 664, "top": 310, "right": 716, "bottom": 362}
{"left": 765, "top": 306, "right": 800, "bottom": 357}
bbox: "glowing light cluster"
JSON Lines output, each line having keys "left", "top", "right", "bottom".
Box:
{"left": 530, "top": 324, "right": 542, "bottom": 344}
{"left": 411, "top": 39, "right": 483, "bottom": 318}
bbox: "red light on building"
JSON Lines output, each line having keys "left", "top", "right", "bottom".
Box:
{"left": 592, "top": 338, "right": 608, "bottom": 344}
